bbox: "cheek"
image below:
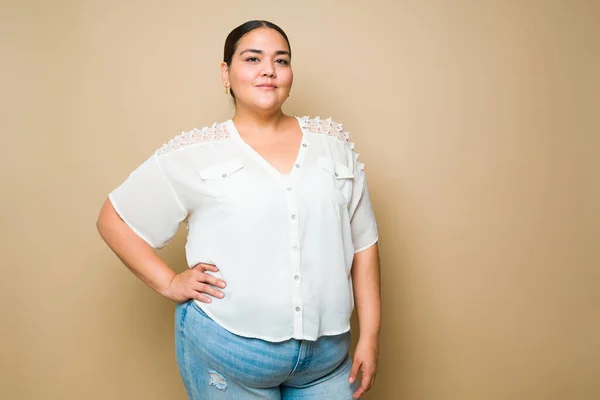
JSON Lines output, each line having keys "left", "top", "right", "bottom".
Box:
{"left": 279, "top": 69, "right": 293, "bottom": 87}
{"left": 231, "top": 68, "right": 257, "bottom": 86}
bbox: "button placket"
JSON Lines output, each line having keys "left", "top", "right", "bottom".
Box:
{"left": 288, "top": 123, "right": 309, "bottom": 337}
{"left": 284, "top": 174, "right": 303, "bottom": 337}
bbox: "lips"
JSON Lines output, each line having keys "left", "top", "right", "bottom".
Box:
{"left": 256, "top": 84, "right": 277, "bottom": 89}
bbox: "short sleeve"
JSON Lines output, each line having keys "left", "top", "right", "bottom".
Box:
{"left": 348, "top": 162, "right": 379, "bottom": 253}
{"left": 108, "top": 153, "right": 188, "bottom": 248}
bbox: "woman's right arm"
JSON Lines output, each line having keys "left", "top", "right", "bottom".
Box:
{"left": 96, "top": 198, "right": 226, "bottom": 303}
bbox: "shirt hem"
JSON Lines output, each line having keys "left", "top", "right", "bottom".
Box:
{"left": 192, "top": 300, "right": 351, "bottom": 342}
{"left": 354, "top": 236, "right": 379, "bottom": 253}
{"left": 108, "top": 193, "right": 160, "bottom": 249}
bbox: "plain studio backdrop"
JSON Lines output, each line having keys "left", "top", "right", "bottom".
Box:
{"left": 1, "top": 1, "right": 598, "bottom": 399}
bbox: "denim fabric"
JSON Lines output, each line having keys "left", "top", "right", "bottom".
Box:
{"left": 175, "top": 300, "right": 359, "bottom": 399}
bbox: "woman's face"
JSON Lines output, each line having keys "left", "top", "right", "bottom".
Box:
{"left": 222, "top": 27, "right": 293, "bottom": 112}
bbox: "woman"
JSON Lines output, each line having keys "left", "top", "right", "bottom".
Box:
{"left": 97, "top": 20, "right": 381, "bottom": 399}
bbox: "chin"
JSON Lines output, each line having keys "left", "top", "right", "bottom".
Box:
{"left": 252, "top": 97, "right": 285, "bottom": 111}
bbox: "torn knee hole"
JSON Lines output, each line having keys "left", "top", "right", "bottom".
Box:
{"left": 208, "top": 370, "right": 227, "bottom": 391}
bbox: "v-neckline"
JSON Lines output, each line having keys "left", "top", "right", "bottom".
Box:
{"left": 226, "top": 116, "right": 308, "bottom": 181}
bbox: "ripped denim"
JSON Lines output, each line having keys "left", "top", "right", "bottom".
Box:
{"left": 175, "top": 300, "right": 358, "bottom": 399}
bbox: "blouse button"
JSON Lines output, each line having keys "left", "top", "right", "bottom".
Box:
{"left": 295, "top": 164, "right": 301, "bottom": 168}
{"left": 291, "top": 214, "right": 297, "bottom": 220}
{"left": 334, "top": 172, "right": 339, "bottom": 177}
{"left": 292, "top": 246, "right": 299, "bottom": 252}
{"left": 302, "top": 143, "right": 307, "bottom": 147}
{"left": 295, "top": 307, "right": 301, "bottom": 312}
{"left": 221, "top": 173, "right": 227, "bottom": 178}
{"left": 287, "top": 187, "right": 292, "bottom": 191}
{"left": 294, "top": 275, "right": 300, "bottom": 281}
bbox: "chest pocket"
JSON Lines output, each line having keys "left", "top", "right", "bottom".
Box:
{"left": 318, "top": 156, "right": 354, "bottom": 206}
{"left": 198, "top": 159, "right": 245, "bottom": 202}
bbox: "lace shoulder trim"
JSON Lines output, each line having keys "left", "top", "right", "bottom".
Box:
{"left": 299, "top": 116, "right": 364, "bottom": 170}
{"left": 299, "top": 116, "right": 355, "bottom": 150}
{"left": 155, "top": 122, "right": 231, "bottom": 156}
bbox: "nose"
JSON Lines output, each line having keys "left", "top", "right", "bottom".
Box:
{"left": 261, "top": 62, "right": 276, "bottom": 78}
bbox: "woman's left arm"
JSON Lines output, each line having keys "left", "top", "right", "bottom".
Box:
{"left": 348, "top": 243, "right": 381, "bottom": 399}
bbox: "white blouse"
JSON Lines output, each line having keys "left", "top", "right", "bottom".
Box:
{"left": 108, "top": 116, "right": 378, "bottom": 342}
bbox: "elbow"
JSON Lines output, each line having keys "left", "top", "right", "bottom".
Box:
{"left": 96, "top": 197, "right": 116, "bottom": 238}
{"left": 96, "top": 205, "right": 108, "bottom": 238}
{"left": 96, "top": 214, "right": 107, "bottom": 237}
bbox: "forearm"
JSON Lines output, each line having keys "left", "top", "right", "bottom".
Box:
{"left": 96, "top": 198, "right": 176, "bottom": 296}
{"left": 351, "top": 243, "right": 381, "bottom": 341}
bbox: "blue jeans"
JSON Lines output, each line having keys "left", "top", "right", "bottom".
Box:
{"left": 175, "top": 300, "right": 359, "bottom": 399}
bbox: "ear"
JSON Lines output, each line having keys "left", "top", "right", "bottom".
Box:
{"left": 221, "top": 62, "right": 230, "bottom": 88}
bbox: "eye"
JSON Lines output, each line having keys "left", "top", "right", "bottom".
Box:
{"left": 245, "top": 57, "right": 260, "bottom": 62}
{"left": 276, "top": 59, "right": 290, "bottom": 65}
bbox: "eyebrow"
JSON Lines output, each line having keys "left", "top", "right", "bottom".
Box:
{"left": 239, "top": 49, "right": 291, "bottom": 57}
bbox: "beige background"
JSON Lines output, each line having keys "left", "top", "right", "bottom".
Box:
{"left": 2, "top": 0, "right": 599, "bottom": 399}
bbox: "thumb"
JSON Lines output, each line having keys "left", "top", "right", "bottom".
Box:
{"left": 348, "top": 357, "right": 361, "bottom": 384}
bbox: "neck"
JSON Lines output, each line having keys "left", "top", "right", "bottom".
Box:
{"left": 232, "top": 106, "right": 287, "bottom": 133}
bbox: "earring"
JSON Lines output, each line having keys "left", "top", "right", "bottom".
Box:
{"left": 224, "top": 86, "right": 229, "bottom": 95}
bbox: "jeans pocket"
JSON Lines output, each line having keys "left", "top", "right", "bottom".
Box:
{"left": 175, "top": 300, "right": 193, "bottom": 337}
{"left": 189, "top": 299, "right": 211, "bottom": 319}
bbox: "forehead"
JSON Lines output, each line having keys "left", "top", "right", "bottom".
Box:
{"left": 236, "top": 27, "right": 289, "bottom": 53}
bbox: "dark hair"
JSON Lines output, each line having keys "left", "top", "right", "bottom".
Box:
{"left": 223, "top": 20, "right": 292, "bottom": 100}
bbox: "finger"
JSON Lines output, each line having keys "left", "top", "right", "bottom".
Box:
{"left": 353, "top": 364, "right": 375, "bottom": 399}
{"left": 194, "top": 263, "right": 219, "bottom": 272}
{"left": 348, "top": 358, "right": 361, "bottom": 385}
{"left": 197, "top": 272, "right": 227, "bottom": 289}
{"left": 191, "top": 291, "right": 213, "bottom": 303}
{"left": 369, "top": 369, "right": 377, "bottom": 388}
{"left": 353, "top": 377, "right": 369, "bottom": 399}
{"left": 360, "top": 367, "right": 375, "bottom": 393}
{"left": 195, "top": 282, "right": 225, "bottom": 299}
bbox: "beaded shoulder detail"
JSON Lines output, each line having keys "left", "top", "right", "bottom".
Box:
{"left": 299, "top": 116, "right": 364, "bottom": 170}
{"left": 298, "top": 116, "right": 355, "bottom": 151}
{"left": 155, "top": 122, "right": 231, "bottom": 156}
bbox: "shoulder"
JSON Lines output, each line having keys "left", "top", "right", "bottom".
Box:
{"left": 155, "top": 121, "right": 232, "bottom": 157}
{"left": 298, "top": 116, "right": 355, "bottom": 150}
{"left": 300, "top": 115, "right": 365, "bottom": 171}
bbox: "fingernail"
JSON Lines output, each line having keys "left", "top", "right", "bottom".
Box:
{"left": 218, "top": 292, "right": 225, "bottom": 298}
{"left": 349, "top": 377, "right": 354, "bottom": 383}
{"left": 219, "top": 281, "right": 226, "bottom": 288}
